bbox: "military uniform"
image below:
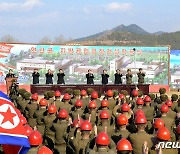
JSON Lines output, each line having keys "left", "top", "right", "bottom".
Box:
{"left": 112, "top": 129, "right": 130, "bottom": 144}
{"left": 70, "top": 109, "right": 84, "bottom": 121}
{"left": 126, "top": 74, "right": 133, "bottom": 84}
{"left": 59, "top": 102, "right": 72, "bottom": 114}
{"left": 137, "top": 72, "right": 145, "bottom": 84}
{"left": 84, "top": 111, "right": 97, "bottom": 126}
{"left": 107, "top": 98, "right": 116, "bottom": 110}
{"left": 27, "top": 147, "right": 39, "bottom": 154}
{"left": 97, "top": 123, "right": 115, "bottom": 137}
{"left": 54, "top": 99, "right": 62, "bottom": 111}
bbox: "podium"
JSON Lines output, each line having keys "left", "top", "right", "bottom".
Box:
{"left": 6, "top": 77, "right": 18, "bottom": 95}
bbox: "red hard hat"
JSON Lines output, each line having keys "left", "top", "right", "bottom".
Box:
{"left": 144, "top": 96, "right": 151, "bottom": 102}
{"left": 121, "top": 103, "right": 130, "bottom": 112}
{"left": 24, "top": 125, "right": 33, "bottom": 136}
{"left": 106, "top": 90, "right": 113, "bottom": 97}
{"left": 63, "top": 93, "right": 71, "bottom": 100}
{"left": 28, "top": 130, "right": 43, "bottom": 146}
{"left": 101, "top": 100, "right": 108, "bottom": 107}
{"left": 136, "top": 98, "right": 144, "bottom": 105}
{"left": 38, "top": 146, "right": 53, "bottom": 154}
{"left": 48, "top": 105, "right": 57, "bottom": 114}
{"left": 117, "top": 114, "right": 128, "bottom": 125}
{"left": 72, "top": 118, "right": 84, "bottom": 127}
{"left": 165, "top": 100, "right": 172, "bottom": 107}
{"left": 32, "top": 93, "right": 38, "bottom": 101}
{"left": 91, "top": 91, "right": 98, "bottom": 99}
{"left": 55, "top": 90, "right": 61, "bottom": 97}
{"left": 75, "top": 100, "right": 83, "bottom": 107}
{"left": 119, "top": 94, "right": 125, "bottom": 99}
{"left": 80, "top": 120, "right": 92, "bottom": 131}
{"left": 156, "top": 127, "right": 170, "bottom": 141}
{"left": 20, "top": 115, "right": 27, "bottom": 125}
{"left": 39, "top": 98, "right": 48, "bottom": 106}
{"left": 135, "top": 110, "right": 145, "bottom": 117}
{"left": 89, "top": 101, "right": 97, "bottom": 109}
{"left": 58, "top": 109, "right": 68, "bottom": 119}
{"left": 153, "top": 118, "right": 165, "bottom": 129}
{"left": 95, "top": 132, "right": 110, "bottom": 146}
{"left": 176, "top": 124, "right": 180, "bottom": 135}
{"left": 117, "top": 138, "right": 133, "bottom": 151}
{"left": 80, "top": 90, "right": 87, "bottom": 96}
{"left": 160, "top": 104, "right": 169, "bottom": 113}
{"left": 132, "top": 90, "right": 138, "bottom": 97}
{"left": 100, "top": 110, "right": 109, "bottom": 119}
{"left": 135, "top": 114, "right": 147, "bottom": 124}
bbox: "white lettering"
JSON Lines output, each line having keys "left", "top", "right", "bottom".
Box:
{"left": 157, "top": 142, "right": 180, "bottom": 149}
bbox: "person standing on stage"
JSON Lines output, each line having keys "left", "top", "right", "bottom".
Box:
{"left": 6, "top": 69, "right": 15, "bottom": 78}
{"left": 101, "top": 69, "right": 109, "bottom": 85}
{"left": 45, "top": 69, "right": 53, "bottom": 84}
{"left": 137, "top": 68, "right": 145, "bottom": 84}
{"left": 126, "top": 69, "right": 133, "bottom": 84}
{"left": 32, "top": 68, "right": 40, "bottom": 84}
{"left": 57, "top": 69, "right": 65, "bottom": 84}
{"left": 114, "top": 69, "right": 123, "bottom": 84}
{"left": 86, "top": 69, "right": 94, "bottom": 85}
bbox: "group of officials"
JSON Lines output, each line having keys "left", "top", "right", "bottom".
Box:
{"left": 6, "top": 68, "right": 146, "bottom": 85}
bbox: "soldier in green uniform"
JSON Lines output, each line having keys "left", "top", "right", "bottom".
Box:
{"left": 54, "top": 90, "right": 61, "bottom": 111}
{"left": 70, "top": 89, "right": 81, "bottom": 106}
{"left": 106, "top": 90, "right": 116, "bottom": 111}
{"left": 165, "top": 100, "right": 176, "bottom": 119}
{"left": 34, "top": 98, "right": 48, "bottom": 136}
{"left": 16, "top": 88, "right": 27, "bottom": 110}
{"left": 19, "top": 92, "right": 31, "bottom": 114}
{"left": 91, "top": 91, "right": 101, "bottom": 109}
{"left": 137, "top": 68, "right": 145, "bottom": 84}
{"left": 47, "top": 90, "right": 55, "bottom": 105}
{"left": 126, "top": 69, "right": 133, "bottom": 84}
{"left": 133, "top": 97, "right": 144, "bottom": 113}
{"left": 59, "top": 93, "right": 72, "bottom": 113}
{"left": 80, "top": 90, "right": 89, "bottom": 111}
{"left": 171, "top": 94, "right": 179, "bottom": 111}
{"left": 116, "top": 138, "right": 133, "bottom": 154}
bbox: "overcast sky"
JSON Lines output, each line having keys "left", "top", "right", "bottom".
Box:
{"left": 0, "top": 0, "right": 180, "bottom": 42}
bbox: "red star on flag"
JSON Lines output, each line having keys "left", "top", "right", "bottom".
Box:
{"left": 0, "top": 107, "right": 16, "bottom": 125}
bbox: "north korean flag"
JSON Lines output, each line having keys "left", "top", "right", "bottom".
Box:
{"left": 0, "top": 91, "right": 30, "bottom": 154}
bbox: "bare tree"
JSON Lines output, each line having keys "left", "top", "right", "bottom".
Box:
{"left": 39, "top": 36, "right": 52, "bottom": 44}
{"left": 1, "top": 34, "right": 18, "bottom": 43}
{"left": 54, "top": 34, "right": 65, "bottom": 44}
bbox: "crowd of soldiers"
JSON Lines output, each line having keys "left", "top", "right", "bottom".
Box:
{"left": 6, "top": 86, "right": 180, "bottom": 154}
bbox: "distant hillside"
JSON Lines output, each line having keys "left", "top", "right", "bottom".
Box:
{"left": 73, "top": 24, "right": 180, "bottom": 49}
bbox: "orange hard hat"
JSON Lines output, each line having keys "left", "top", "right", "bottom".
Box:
{"left": 117, "top": 114, "right": 128, "bottom": 125}
{"left": 58, "top": 109, "right": 68, "bottom": 119}
{"left": 39, "top": 98, "right": 48, "bottom": 106}
{"left": 165, "top": 100, "right": 172, "bottom": 107}
{"left": 95, "top": 132, "right": 110, "bottom": 146}
{"left": 37, "top": 146, "right": 53, "bottom": 154}
{"left": 24, "top": 125, "right": 33, "bottom": 136}
{"left": 101, "top": 100, "right": 108, "bottom": 107}
{"left": 63, "top": 93, "right": 71, "bottom": 100}
{"left": 80, "top": 90, "right": 87, "bottom": 96}
{"left": 160, "top": 104, "right": 169, "bottom": 113}
{"left": 72, "top": 118, "right": 84, "bottom": 128}
{"left": 48, "top": 105, "right": 57, "bottom": 114}
{"left": 153, "top": 118, "right": 165, "bottom": 129}
{"left": 136, "top": 98, "right": 144, "bottom": 105}
{"left": 75, "top": 100, "right": 83, "bottom": 107}
{"left": 55, "top": 90, "right": 61, "bottom": 97}
{"left": 121, "top": 103, "right": 130, "bottom": 112}
{"left": 134, "top": 109, "right": 145, "bottom": 117}
{"left": 135, "top": 114, "right": 147, "bottom": 124}
{"left": 156, "top": 127, "right": 170, "bottom": 141}
{"left": 28, "top": 130, "right": 43, "bottom": 146}
{"left": 116, "top": 138, "right": 133, "bottom": 151}
{"left": 132, "top": 90, "right": 138, "bottom": 97}
{"left": 91, "top": 91, "right": 98, "bottom": 99}
{"left": 106, "top": 90, "right": 113, "bottom": 97}
{"left": 32, "top": 93, "right": 38, "bottom": 101}
{"left": 20, "top": 115, "right": 27, "bottom": 125}
{"left": 99, "top": 110, "right": 109, "bottom": 119}
{"left": 144, "top": 96, "right": 151, "bottom": 103}
{"left": 80, "top": 120, "right": 92, "bottom": 131}
{"left": 89, "top": 101, "right": 97, "bottom": 109}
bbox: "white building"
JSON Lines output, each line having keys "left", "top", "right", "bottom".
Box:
{"left": 171, "top": 71, "right": 180, "bottom": 84}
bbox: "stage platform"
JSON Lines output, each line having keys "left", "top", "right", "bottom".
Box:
{"left": 30, "top": 84, "right": 150, "bottom": 95}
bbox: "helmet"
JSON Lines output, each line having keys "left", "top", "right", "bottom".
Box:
{"left": 135, "top": 110, "right": 145, "bottom": 117}
{"left": 144, "top": 96, "right": 151, "bottom": 103}
{"left": 58, "top": 109, "right": 68, "bottom": 119}
{"left": 91, "top": 91, "right": 98, "bottom": 99}
{"left": 135, "top": 114, "right": 147, "bottom": 124}
{"left": 156, "top": 127, "right": 170, "bottom": 141}
{"left": 20, "top": 116, "right": 27, "bottom": 125}
{"left": 75, "top": 100, "right": 83, "bottom": 107}
{"left": 136, "top": 98, "right": 144, "bottom": 105}
{"left": 63, "top": 93, "right": 71, "bottom": 100}
{"left": 106, "top": 90, "right": 113, "bottom": 97}
{"left": 28, "top": 130, "right": 43, "bottom": 146}
{"left": 95, "top": 132, "right": 110, "bottom": 146}
{"left": 24, "top": 125, "right": 33, "bottom": 136}
{"left": 100, "top": 110, "right": 109, "bottom": 119}
{"left": 132, "top": 90, "right": 138, "bottom": 97}
{"left": 119, "top": 94, "right": 125, "bottom": 99}
{"left": 121, "top": 103, "right": 130, "bottom": 112}
{"left": 117, "top": 138, "right": 133, "bottom": 151}
{"left": 160, "top": 104, "right": 169, "bottom": 113}
{"left": 165, "top": 100, "right": 172, "bottom": 107}
{"left": 89, "top": 101, "right": 97, "bottom": 109}
{"left": 117, "top": 114, "right": 128, "bottom": 125}
{"left": 153, "top": 118, "right": 165, "bottom": 129}
{"left": 72, "top": 118, "right": 84, "bottom": 127}
{"left": 39, "top": 98, "right": 48, "bottom": 106}
{"left": 48, "top": 105, "right": 57, "bottom": 114}
{"left": 80, "top": 90, "right": 87, "bottom": 96}
{"left": 101, "top": 100, "right": 108, "bottom": 107}
{"left": 80, "top": 120, "right": 92, "bottom": 131}
{"left": 38, "top": 146, "right": 53, "bottom": 154}
{"left": 55, "top": 91, "right": 61, "bottom": 97}
{"left": 32, "top": 93, "right": 38, "bottom": 101}
{"left": 176, "top": 124, "right": 180, "bottom": 135}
